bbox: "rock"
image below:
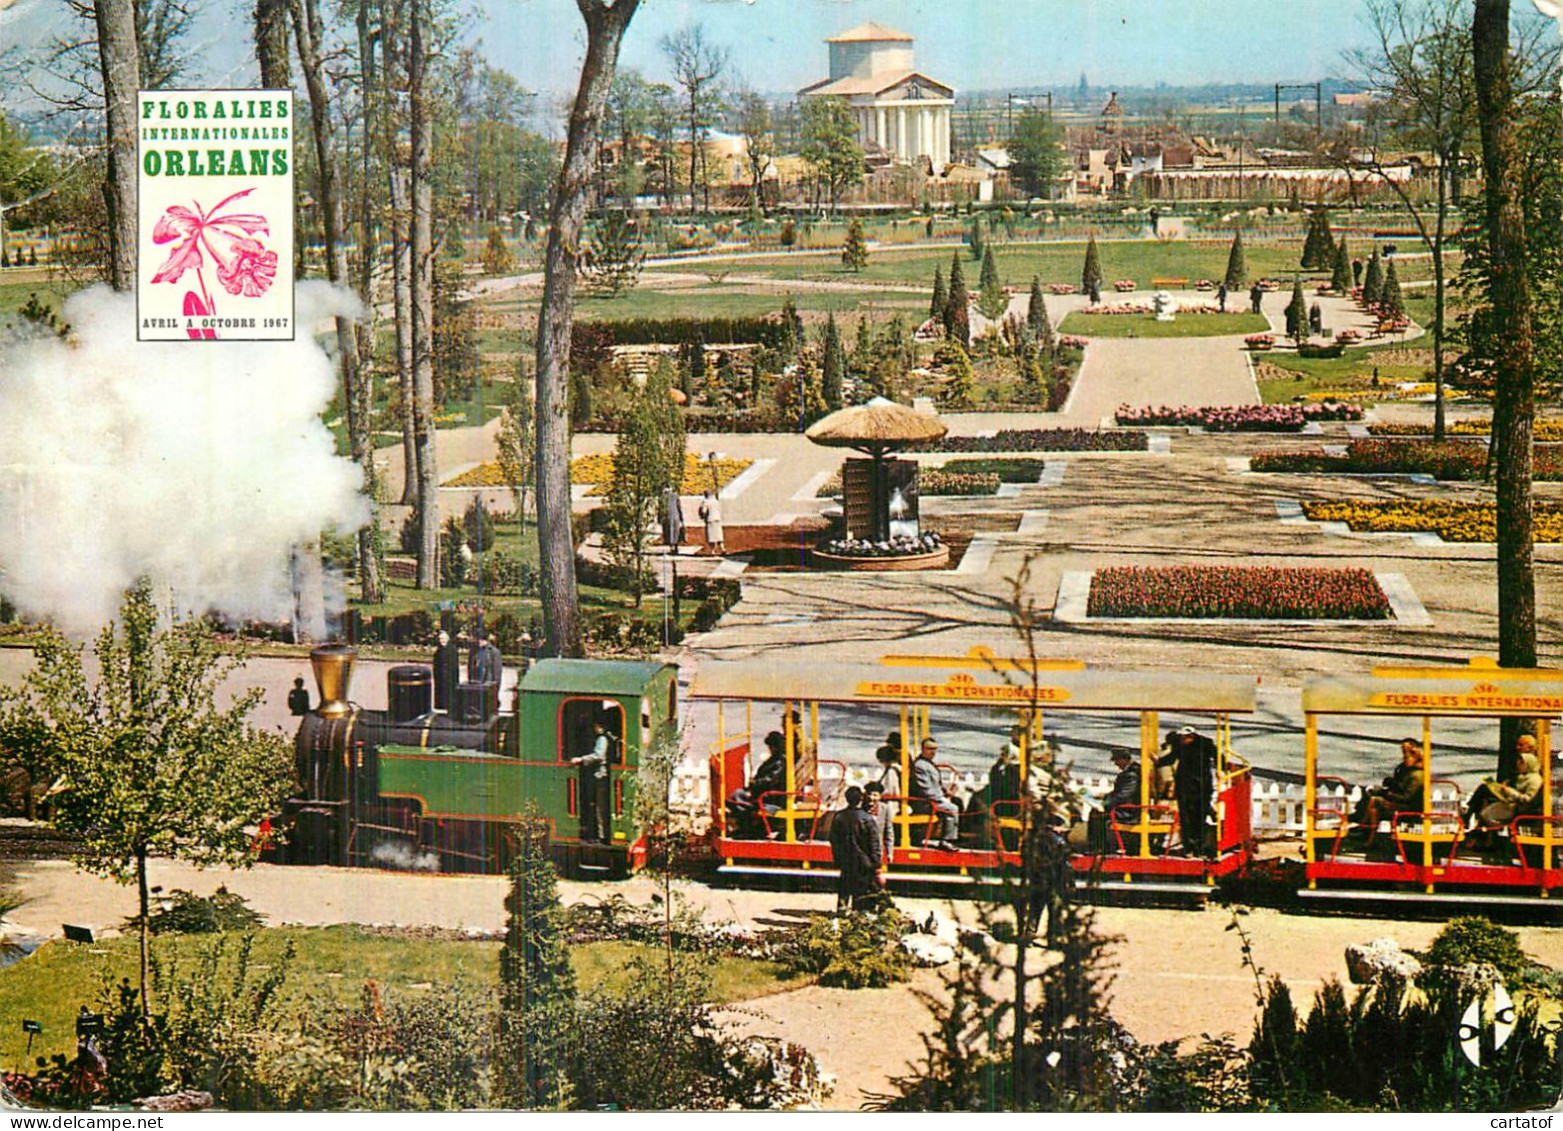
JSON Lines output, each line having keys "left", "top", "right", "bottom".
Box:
{"left": 1346, "top": 937, "right": 1422, "bottom": 984}
{"left": 901, "top": 933, "right": 956, "bottom": 967}
{"left": 135, "top": 1090, "right": 214, "bottom": 1112}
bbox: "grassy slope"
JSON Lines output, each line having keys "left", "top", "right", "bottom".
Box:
{"left": 0, "top": 927, "right": 808, "bottom": 1068}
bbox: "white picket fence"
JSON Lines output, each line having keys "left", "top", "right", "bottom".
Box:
{"left": 670, "top": 766, "right": 1463, "bottom": 834}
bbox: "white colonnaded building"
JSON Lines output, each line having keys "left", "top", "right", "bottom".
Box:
{"left": 798, "top": 21, "right": 954, "bottom": 169}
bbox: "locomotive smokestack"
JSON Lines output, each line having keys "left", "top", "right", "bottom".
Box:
{"left": 310, "top": 643, "right": 357, "bottom": 717}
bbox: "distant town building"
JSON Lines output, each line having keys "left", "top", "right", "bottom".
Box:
{"left": 799, "top": 21, "right": 953, "bottom": 168}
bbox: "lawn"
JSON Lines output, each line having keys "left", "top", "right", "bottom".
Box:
{"left": 1057, "top": 311, "right": 1269, "bottom": 339}
{"left": 0, "top": 927, "right": 808, "bottom": 1068}
{"left": 482, "top": 284, "right": 927, "bottom": 325}
{"left": 1255, "top": 345, "right": 1431, "bottom": 403}
{"left": 646, "top": 240, "right": 1341, "bottom": 291}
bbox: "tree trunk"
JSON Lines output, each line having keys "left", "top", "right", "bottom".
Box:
{"left": 1431, "top": 161, "right": 1447, "bottom": 443}
{"left": 535, "top": 0, "right": 642, "bottom": 657}
{"left": 293, "top": 0, "right": 381, "bottom": 607}
{"left": 384, "top": 4, "right": 418, "bottom": 510}
{"left": 136, "top": 846, "right": 151, "bottom": 1016}
{"left": 354, "top": 0, "right": 385, "bottom": 604}
{"left": 253, "top": 0, "right": 291, "bottom": 88}
{"left": 94, "top": 0, "right": 140, "bottom": 293}
{"left": 1474, "top": 0, "right": 1537, "bottom": 769}
{"left": 409, "top": 0, "right": 440, "bottom": 589}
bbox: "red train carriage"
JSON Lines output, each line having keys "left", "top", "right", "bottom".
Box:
{"left": 689, "top": 650, "right": 1257, "bottom": 893}
{"left": 1303, "top": 659, "right": 1562, "bottom": 902}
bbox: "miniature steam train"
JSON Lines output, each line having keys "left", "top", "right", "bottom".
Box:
{"left": 274, "top": 645, "right": 1563, "bottom": 906}
{"left": 278, "top": 645, "right": 678, "bottom": 875}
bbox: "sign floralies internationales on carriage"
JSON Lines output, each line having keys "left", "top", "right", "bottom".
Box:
{"left": 855, "top": 675, "right": 1072, "bottom": 704}
{"left": 136, "top": 90, "right": 294, "bottom": 342}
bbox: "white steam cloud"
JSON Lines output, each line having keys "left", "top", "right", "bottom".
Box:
{"left": 0, "top": 283, "right": 369, "bottom": 635}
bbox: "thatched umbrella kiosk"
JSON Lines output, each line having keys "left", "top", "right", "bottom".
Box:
{"left": 805, "top": 397, "right": 950, "bottom": 569}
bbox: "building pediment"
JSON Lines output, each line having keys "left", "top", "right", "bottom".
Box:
{"left": 800, "top": 70, "right": 953, "bottom": 101}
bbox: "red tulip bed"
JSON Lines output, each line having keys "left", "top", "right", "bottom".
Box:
{"left": 917, "top": 428, "right": 1149, "bottom": 453}
{"left": 1114, "top": 402, "right": 1362, "bottom": 431}
{"left": 1251, "top": 439, "right": 1563, "bottom": 481}
{"left": 1080, "top": 302, "right": 1251, "bottom": 317}
{"left": 1087, "top": 565, "right": 1392, "bottom": 620}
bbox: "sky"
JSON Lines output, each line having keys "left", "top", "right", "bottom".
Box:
{"left": 2, "top": 0, "right": 1557, "bottom": 116}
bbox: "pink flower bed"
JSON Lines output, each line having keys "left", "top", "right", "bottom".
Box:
{"left": 1336, "top": 329, "right": 1361, "bottom": 343}
{"left": 1087, "top": 565, "right": 1392, "bottom": 620}
{"left": 1245, "top": 334, "right": 1275, "bottom": 349}
{"left": 1057, "top": 335, "right": 1089, "bottom": 350}
{"left": 1047, "top": 283, "right": 1078, "bottom": 295}
{"left": 1113, "top": 280, "right": 1137, "bottom": 292}
{"left": 1113, "top": 402, "right": 1363, "bottom": 431}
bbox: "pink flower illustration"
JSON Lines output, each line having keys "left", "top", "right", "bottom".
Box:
{"left": 149, "top": 189, "right": 275, "bottom": 336}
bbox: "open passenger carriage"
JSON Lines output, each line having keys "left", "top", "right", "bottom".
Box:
{"left": 690, "top": 649, "right": 1257, "bottom": 892}
{"left": 1303, "top": 658, "right": 1562, "bottom": 901}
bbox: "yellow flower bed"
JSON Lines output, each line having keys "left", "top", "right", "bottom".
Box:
{"left": 1303, "top": 499, "right": 1563, "bottom": 542}
{"left": 444, "top": 454, "right": 752, "bottom": 493}
{"left": 1370, "top": 419, "right": 1563, "bottom": 442}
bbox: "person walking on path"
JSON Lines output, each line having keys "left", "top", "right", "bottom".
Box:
{"left": 1249, "top": 283, "right": 1264, "bottom": 315}
{"left": 1217, "top": 283, "right": 1228, "bottom": 313}
{"left": 698, "top": 490, "right": 725, "bottom": 556}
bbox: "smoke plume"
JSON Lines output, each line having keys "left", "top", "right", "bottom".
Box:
{"left": 0, "top": 283, "right": 369, "bottom": 635}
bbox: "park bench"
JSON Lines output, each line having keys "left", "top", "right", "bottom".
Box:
{"left": 1150, "top": 276, "right": 1190, "bottom": 289}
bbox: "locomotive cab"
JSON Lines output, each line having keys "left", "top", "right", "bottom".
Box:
{"left": 279, "top": 645, "right": 676, "bottom": 876}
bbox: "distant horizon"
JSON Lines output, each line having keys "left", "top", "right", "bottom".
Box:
{"left": 1, "top": 0, "right": 1551, "bottom": 122}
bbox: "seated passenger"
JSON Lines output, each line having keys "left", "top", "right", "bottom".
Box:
{"left": 874, "top": 743, "right": 902, "bottom": 855}
{"left": 1352, "top": 738, "right": 1426, "bottom": 844}
{"left": 1466, "top": 738, "right": 1543, "bottom": 840}
{"left": 725, "top": 730, "right": 789, "bottom": 838}
{"left": 910, "top": 736, "right": 961, "bottom": 848}
{"left": 1103, "top": 748, "right": 1141, "bottom": 817}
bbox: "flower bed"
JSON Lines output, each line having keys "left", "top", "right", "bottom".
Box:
{"left": 1087, "top": 565, "right": 1392, "bottom": 620}
{"left": 917, "top": 428, "right": 1148, "bottom": 453}
{"left": 1114, "top": 402, "right": 1362, "bottom": 432}
{"left": 1193, "top": 279, "right": 1215, "bottom": 291}
{"left": 1080, "top": 302, "right": 1252, "bottom": 317}
{"left": 818, "top": 532, "right": 945, "bottom": 558}
{"left": 1250, "top": 440, "right": 1563, "bottom": 481}
{"left": 1057, "top": 335, "right": 1089, "bottom": 350}
{"left": 1112, "top": 280, "right": 1137, "bottom": 292}
{"left": 1047, "top": 283, "right": 1078, "bottom": 295}
{"left": 447, "top": 454, "right": 752, "bottom": 493}
{"left": 1335, "top": 329, "right": 1361, "bottom": 344}
{"left": 1368, "top": 419, "right": 1563, "bottom": 443}
{"left": 916, "top": 470, "right": 1000, "bottom": 496}
{"left": 1302, "top": 499, "right": 1563, "bottom": 543}
{"left": 940, "top": 457, "right": 1049, "bottom": 481}
{"left": 1245, "top": 334, "right": 1275, "bottom": 351}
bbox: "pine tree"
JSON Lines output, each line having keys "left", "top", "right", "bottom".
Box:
{"left": 498, "top": 817, "right": 578, "bottom": 1108}
{"left": 822, "top": 314, "right": 845, "bottom": 410}
{"left": 1300, "top": 208, "right": 1335, "bottom": 271}
{"left": 688, "top": 335, "right": 707, "bottom": 395}
{"left": 1362, "top": 249, "right": 1384, "bottom": 308}
{"left": 940, "top": 343, "right": 976, "bottom": 408}
{"left": 930, "top": 264, "right": 948, "bottom": 324}
{"left": 945, "top": 252, "right": 970, "bottom": 347}
{"left": 970, "top": 214, "right": 984, "bottom": 261}
{"left": 851, "top": 313, "right": 874, "bottom": 381}
{"left": 841, "top": 217, "right": 869, "bottom": 272}
{"left": 778, "top": 295, "right": 801, "bottom": 363}
{"left": 1285, "top": 277, "right": 1309, "bottom": 344}
{"left": 1081, "top": 234, "right": 1103, "bottom": 295}
{"left": 1224, "top": 229, "right": 1247, "bottom": 290}
{"left": 1027, "top": 276, "right": 1053, "bottom": 348}
{"left": 481, "top": 227, "right": 516, "bottom": 275}
{"left": 978, "top": 245, "right": 1007, "bottom": 321}
{"left": 1331, "top": 236, "right": 1353, "bottom": 292}
{"left": 1381, "top": 259, "right": 1405, "bottom": 317}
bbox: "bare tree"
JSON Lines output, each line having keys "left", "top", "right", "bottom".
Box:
{"left": 1473, "top": 0, "right": 1537, "bottom": 706}
{"left": 93, "top": 0, "right": 139, "bottom": 292}
{"left": 661, "top": 25, "right": 727, "bottom": 213}
{"left": 735, "top": 86, "right": 774, "bottom": 213}
{"left": 535, "top": 0, "right": 642, "bottom": 657}
{"left": 253, "top": 0, "right": 291, "bottom": 87}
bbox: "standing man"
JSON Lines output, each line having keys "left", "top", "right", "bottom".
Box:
{"left": 286, "top": 677, "right": 311, "bottom": 717}
{"left": 1216, "top": 283, "right": 1228, "bottom": 313}
{"left": 1024, "top": 812, "right": 1074, "bottom": 949}
{"left": 469, "top": 626, "right": 502, "bottom": 687}
{"left": 910, "top": 737, "right": 961, "bottom": 849}
{"left": 571, "top": 718, "right": 613, "bottom": 843}
{"left": 828, "top": 786, "right": 883, "bottom": 914}
{"left": 1249, "top": 282, "right": 1264, "bottom": 315}
{"left": 431, "top": 630, "right": 461, "bottom": 711}
{"left": 1158, "top": 726, "right": 1218, "bottom": 858}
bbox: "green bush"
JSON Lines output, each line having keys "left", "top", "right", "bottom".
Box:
{"left": 774, "top": 908, "right": 913, "bottom": 989}
{"left": 1424, "top": 917, "right": 1529, "bottom": 982}
{"left": 143, "top": 887, "right": 266, "bottom": 935}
